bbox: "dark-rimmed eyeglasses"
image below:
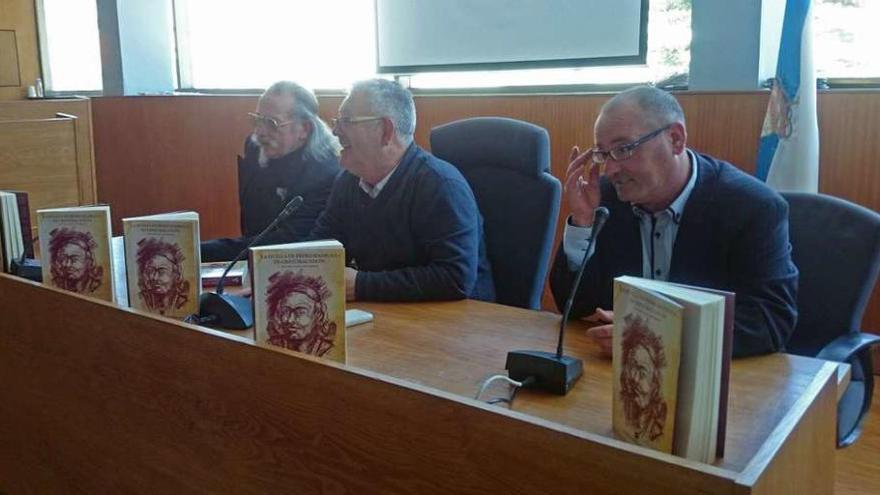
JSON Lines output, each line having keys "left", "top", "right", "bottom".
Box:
{"left": 331, "top": 115, "right": 384, "bottom": 128}
{"left": 589, "top": 124, "right": 672, "bottom": 164}
{"left": 248, "top": 112, "right": 294, "bottom": 131}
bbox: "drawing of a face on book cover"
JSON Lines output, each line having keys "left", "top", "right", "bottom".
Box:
{"left": 619, "top": 315, "right": 669, "bottom": 445}
{"left": 265, "top": 270, "right": 337, "bottom": 357}
{"left": 136, "top": 238, "right": 190, "bottom": 315}
{"left": 48, "top": 227, "right": 103, "bottom": 294}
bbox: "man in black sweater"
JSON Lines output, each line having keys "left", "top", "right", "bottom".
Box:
{"left": 309, "top": 79, "right": 495, "bottom": 302}
{"left": 201, "top": 81, "right": 341, "bottom": 262}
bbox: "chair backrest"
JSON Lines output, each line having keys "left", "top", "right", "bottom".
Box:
{"left": 783, "top": 192, "right": 880, "bottom": 355}
{"left": 430, "top": 117, "right": 561, "bottom": 310}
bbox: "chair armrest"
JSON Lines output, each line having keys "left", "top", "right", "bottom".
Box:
{"left": 816, "top": 332, "right": 880, "bottom": 363}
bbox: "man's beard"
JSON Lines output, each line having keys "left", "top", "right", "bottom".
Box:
{"left": 251, "top": 134, "right": 276, "bottom": 168}
{"left": 54, "top": 273, "right": 82, "bottom": 291}
{"left": 267, "top": 321, "right": 315, "bottom": 350}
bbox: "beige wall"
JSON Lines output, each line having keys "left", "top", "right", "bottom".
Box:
{"left": 0, "top": 0, "right": 40, "bottom": 100}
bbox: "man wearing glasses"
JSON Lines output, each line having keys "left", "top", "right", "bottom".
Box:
{"left": 201, "top": 81, "right": 341, "bottom": 262}
{"left": 550, "top": 86, "right": 797, "bottom": 358}
{"left": 308, "top": 78, "right": 495, "bottom": 302}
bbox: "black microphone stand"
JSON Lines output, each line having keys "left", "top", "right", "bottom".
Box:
{"left": 197, "top": 196, "right": 304, "bottom": 329}
{"left": 505, "top": 206, "right": 610, "bottom": 395}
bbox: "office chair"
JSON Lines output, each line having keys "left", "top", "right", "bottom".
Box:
{"left": 430, "top": 117, "right": 561, "bottom": 310}
{"left": 783, "top": 192, "right": 880, "bottom": 447}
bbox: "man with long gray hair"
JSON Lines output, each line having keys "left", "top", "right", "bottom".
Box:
{"left": 201, "top": 81, "right": 341, "bottom": 261}
{"left": 308, "top": 78, "right": 495, "bottom": 302}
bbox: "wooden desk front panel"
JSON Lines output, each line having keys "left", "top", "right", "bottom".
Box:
{"left": 0, "top": 275, "right": 756, "bottom": 494}
{"left": 0, "top": 274, "right": 839, "bottom": 494}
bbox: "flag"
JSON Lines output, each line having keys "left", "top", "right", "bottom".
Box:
{"left": 755, "top": 0, "right": 819, "bottom": 192}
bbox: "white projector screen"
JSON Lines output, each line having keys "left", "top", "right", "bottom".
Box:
{"left": 376, "top": 0, "right": 648, "bottom": 73}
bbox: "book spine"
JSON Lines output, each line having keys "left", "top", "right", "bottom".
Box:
{"left": 14, "top": 192, "right": 34, "bottom": 258}
{"left": 201, "top": 275, "right": 243, "bottom": 288}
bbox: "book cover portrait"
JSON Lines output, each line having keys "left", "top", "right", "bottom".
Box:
{"left": 47, "top": 227, "right": 105, "bottom": 295}
{"left": 134, "top": 237, "right": 191, "bottom": 316}
{"left": 619, "top": 314, "right": 670, "bottom": 445}
{"left": 264, "top": 270, "right": 338, "bottom": 357}
{"left": 252, "top": 240, "right": 346, "bottom": 363}
{"left": 38, "top": 206, "right": 114, "bottom": 302}
{"left": 612, "top": 280, "right": 682, "bottom": 454}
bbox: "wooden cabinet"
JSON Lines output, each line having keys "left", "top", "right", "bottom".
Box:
{"left": 0, "top": 98, "right": 97, "bottom": 241}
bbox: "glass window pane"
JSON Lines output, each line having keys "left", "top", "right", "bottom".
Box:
{"left": 41, "top": 0, "right": 103, "bottom": 92}
{"left": 177, "top": 0, "right": 376, "bottom": 90}
{"left": 814, "top": 0, "right": 880, "bottom": 79}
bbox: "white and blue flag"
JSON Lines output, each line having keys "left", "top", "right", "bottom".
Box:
{"left": 756, "top": 0, "right": 819, "bottom": 192}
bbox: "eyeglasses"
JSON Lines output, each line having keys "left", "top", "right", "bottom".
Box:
{"left": 589, "top": 125, "right": 672, "bottom": 164}
{"left": 248, "top": 112, "right": 294, "bottom": 131}
{"left": 331, "top": 115, "right": 384, "bottom": 128}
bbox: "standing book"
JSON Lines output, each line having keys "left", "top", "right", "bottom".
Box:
{"left": 612, "top": 275, "right": 733, "bottom": 464}
{"left": 123, "top": 212, "right": 201, "bottom": 319}
{"left": 251, "top": 240, "right": 346, "bottom": 364}
{"left": 0, "top": 191, "right": 25, "bottom": 272}
{"left": 37, "top": 205, "right": 115, "bottom": 302}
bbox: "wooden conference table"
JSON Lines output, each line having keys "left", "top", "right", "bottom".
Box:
{"left": 0, "top": 273, "right": 839, "bottom": 493}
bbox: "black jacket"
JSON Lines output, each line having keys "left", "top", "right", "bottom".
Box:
{"left": 201, "top": 139, "right": 340, "bottom": 262}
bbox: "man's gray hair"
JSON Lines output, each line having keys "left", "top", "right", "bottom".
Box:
{"left": 349, "top": 78, "right": 416, "bottom": 144}
{"left": 264, "top": 80, "right": 341, "bottom": 161}
{"left": 602, "top": 85, "right": 686, "bottom": 129}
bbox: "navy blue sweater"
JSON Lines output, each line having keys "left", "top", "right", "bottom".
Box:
{"left": 310, "top": 144, "right": 495, "bottom": 302}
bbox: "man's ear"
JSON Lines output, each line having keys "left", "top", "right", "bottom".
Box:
{"left": 298, "top": 119, "right": 313, "bottom": 141}
{"left": 668, "top": 122, "right": 687, "bottom": 154}
{"left": 381, "top": 117, "right": 395, "bottom": 146}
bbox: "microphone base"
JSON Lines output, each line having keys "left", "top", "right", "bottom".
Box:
{"left": 198, "top": 292, "right": 254, "bottom": 330}
{"left": 505, "top": 350, "right": 583, "bottom": 395}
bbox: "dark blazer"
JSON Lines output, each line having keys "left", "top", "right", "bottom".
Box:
{"left": 549, "top": 151, "right": 798, "bottom": 357}
{"left": 201, "top": 138, "right": 341, "bottom": 262}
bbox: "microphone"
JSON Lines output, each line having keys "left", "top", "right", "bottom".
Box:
{"left": 505, "top": 206, "right": 611, "bottom": 395}
{"left": 197, "top": 195, "right": 304, "bottom": 329}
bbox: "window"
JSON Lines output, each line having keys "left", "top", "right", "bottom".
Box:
{"left": 407, "top": 0, "right": 691, "bottom": 90}
{"left": 813, "top": 0, "right": 880, "bottom": 81}
{"left": 174, "top": 0, "right": 690, "bottom": 92}
{"left": 174, "top": 0, "right": 376, "bottom": 91}
{"left": 37, "top": 0, "right": 103, "bottom": 92}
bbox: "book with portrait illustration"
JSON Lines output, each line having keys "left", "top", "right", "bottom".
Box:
{"left": 612, "top": 275, "right": 733, "bottom": 464}
{"left": 122, "top": 211, "right": 201, "bottom": 319}
{"left": 37, "top": 205, "right": 115, "bottom": 302}
{"left": 250, "top": 240, "right": 346, "bottom": 364}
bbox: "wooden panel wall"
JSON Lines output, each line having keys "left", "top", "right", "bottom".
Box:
{"left": 91, "top": 90, "right": 880, "bottom": 341}
{"left": 0, "top": 0, "right": 40, "bottom": 100}
{"left": 91, "top": 95, "right": 262, "bottom": 238}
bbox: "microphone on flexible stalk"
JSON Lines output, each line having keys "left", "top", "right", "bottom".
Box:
{"left": 505, "top": 206, "right": 611, "bottom": 395}
{"left": 197, "top": 195, "right": 304, "bottom": 329}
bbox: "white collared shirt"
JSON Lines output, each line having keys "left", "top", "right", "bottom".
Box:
{"left": 563, "top": 149, "right": 699, "bottom": 280}
{"left": 358, "top": 164, "right": 399, "bottom": 199}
